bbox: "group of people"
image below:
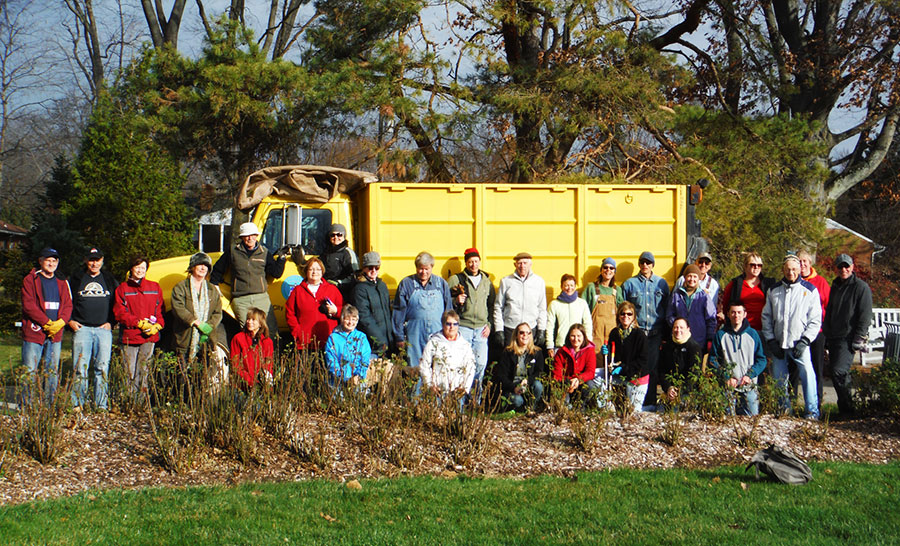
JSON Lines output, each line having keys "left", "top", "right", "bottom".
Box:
{"left": 20, "top": 221, "right": 874, "bottom": 420}
{"left": 20, "top": 247, "right": 167, "bottom": 408}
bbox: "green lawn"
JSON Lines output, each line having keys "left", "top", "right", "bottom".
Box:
{"left": 0, "top": 332, "right": 19, "bottom": 377}
{"left": 0, "top": 332, "right": 77, "bottom": 384}
{"left": 1, "top": 462, "right": 898, "bottom": 545}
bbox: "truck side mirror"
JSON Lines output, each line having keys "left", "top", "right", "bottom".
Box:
{"left": 284, "top": 205, "right": 302, "bottom": 246}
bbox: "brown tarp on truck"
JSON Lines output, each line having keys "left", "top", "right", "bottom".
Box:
{"left": 235, "top": 165, "right": 378, "bottom": 211}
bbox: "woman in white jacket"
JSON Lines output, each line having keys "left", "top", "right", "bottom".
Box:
{"left": 419, "top": 310, "right": 476, "bottom": 405}
{"left": 547, "top": 274, "right": 592, "bottom": 357}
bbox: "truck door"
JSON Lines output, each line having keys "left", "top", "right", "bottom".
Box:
{"left": 257, "top": 204, "right": 334, "bottom": 331}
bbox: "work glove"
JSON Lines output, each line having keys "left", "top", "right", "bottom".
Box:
{"left": 196, "top": 322, "right": 213, "bottom": 344}
{"left": 851, "top": 336, "right": 867, "bottom": 352}
{"left": 534, "top": 329, "right": 546, "bottom": 347}
{"left": 766, "top": 339, "right": 784, "bottom": 359}
{"left": 147, "top": 323, "right": 162, "bottom": 337}
{"left": 44, "top": 319, "right": 66, "bottom": 337}
{"left": 600, "top": 344, "right": 609, "bottom": 356}
{"left": 792, "top": 337, "right": 810, "bottom": 359}
{"left": 138, "top": 319, "right": 154, "bottom": 335}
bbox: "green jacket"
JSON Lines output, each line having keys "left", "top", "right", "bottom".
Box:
{"left": 448, "top": 270, "right": 496, "bottom": 330}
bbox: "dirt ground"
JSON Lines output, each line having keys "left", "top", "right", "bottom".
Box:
{"left": 1, "top": 409, "right": 898, "bottom": 506}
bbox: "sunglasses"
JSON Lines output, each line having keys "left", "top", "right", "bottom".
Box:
{"left": 601, "top": 265, "right": 616, "bottom": 270}
{"left": 639, "top": 260, "right": 652, "bottom": 266}
{"left": 619, "top": 311, "right": 634, "bottom": 317}
{"left": 365, "top": 265, "right": 380, "bottom": 270}
{"left": 749, "top": 263, "right": 763, "bottom": 268}
{"left": 330, "top": 232, "right": 344, "bottom": 238}
{"left": 698, "top": 259, "right": 711, "bottom": 265}
{"left": 444, "top": 321, "right": 459, "bottom": 327}
{"left": 517, "top": 330, "right": 532, "bottom": 336}
{"left": 837, "top": 264, "right": 852, "bottom": 269}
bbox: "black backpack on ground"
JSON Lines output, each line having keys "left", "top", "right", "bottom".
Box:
{"left": 746, "top": 444, "right": 813, "bottom": 484}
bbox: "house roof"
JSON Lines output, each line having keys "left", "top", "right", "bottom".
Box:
{"left": 825, "top": 218, "right": 881, "bottom": 246}
{"left": 0, "top": 220, "right": 28, "bottom": 236}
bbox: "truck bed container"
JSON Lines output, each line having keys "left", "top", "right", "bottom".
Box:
{"left": 148, "top": 181, "right": 697, "bottom": 335}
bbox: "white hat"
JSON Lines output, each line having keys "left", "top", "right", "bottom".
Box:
{"left": 239, "top": 222, "right": 260, "bottom": 237}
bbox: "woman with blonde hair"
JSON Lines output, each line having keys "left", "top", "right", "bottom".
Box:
{"left": 607, "top": 301, "right": 650, "bottom": 411}
{"left": 720, "top": 253, "right": 776, "bottom": 331}
{"left": 493, "top": 322, "right": 546, "bottom": 411}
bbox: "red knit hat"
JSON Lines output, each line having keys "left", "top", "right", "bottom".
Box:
{"left": 464, "top": 247, "right": 480, "bottom": 260}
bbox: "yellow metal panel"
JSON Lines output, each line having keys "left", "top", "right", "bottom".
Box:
{"left": 364, "top": 182, "right": 688, "bottom": 299}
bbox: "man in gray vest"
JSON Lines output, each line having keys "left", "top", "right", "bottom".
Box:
{"left": 210, "top": 222, "right": 287, "bottom": 337}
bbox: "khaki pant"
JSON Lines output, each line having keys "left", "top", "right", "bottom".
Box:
{"left": 232, "top": 292, "right": 278, "bottom": 339}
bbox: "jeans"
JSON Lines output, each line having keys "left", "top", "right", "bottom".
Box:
{"left": 508, "top": 379, "right": 544, "bottom": 410}
{"left": 72, "top": 326, "right": 113, "bottom": 409}
{"left": 731, "top": 387, "right": 759, "bottom": 416}
{"left": 21, "top": 339, "right": 61, "bottom": 404}
{"left": 459, "top": 325, "right": 489, "bottom": 402}
{"left": 772, "top": 346, "right": 819, "bottom": 419}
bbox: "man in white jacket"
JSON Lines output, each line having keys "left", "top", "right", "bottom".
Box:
{"left": 762, "top": 254, "right": 821, "bottom": 419}
{"left": 493, "top": 252, "right": 548, "bottom": 347}
{"left": 420, "top": 310, "right": 476, "bottom": 406}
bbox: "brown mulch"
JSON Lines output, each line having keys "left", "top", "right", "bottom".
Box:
{"left": 1, "top": 410, "right": 898, "bottom": 506}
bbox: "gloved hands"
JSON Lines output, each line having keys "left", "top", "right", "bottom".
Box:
{"left": 196, "top": 322, "right": 213, "bottom": 344}
{"left": 147, "top": 324, "right": 162, "bottom": 337}
{"left": 137, "top": 319, "right": 153, "bottom": 334}
{"left": 766, "top": 339, "right": 784, "bottom": 359}
{"left": 600, "top": 344, "right": 609, "bottom": 356}
{"left": 534, "top": 329, "right": 546, "bottom": 347}
{"left": 851, "top": 336, "right": 867, "bottom": 352}
{"left": 44, "top": 319, "right": 66, "bottom": 337}
{"left": 792, "top": 337, "right": 810, "bottom": 359}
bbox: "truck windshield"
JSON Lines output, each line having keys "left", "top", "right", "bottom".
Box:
{"left": 261, "top": 207, "right": 332, "bottom": 256}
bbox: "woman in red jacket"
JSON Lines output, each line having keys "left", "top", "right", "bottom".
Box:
{"left": 230, "top": 307, "right": 274, "bottom": 389}
{"left": 552, "top": 323, "right": 598, "bottom": 406}
{"left": 285, "top": 257, "right": 343, "bottom": 350}
{"left": 113, "top": 256, "right": 165, "bottom": 398}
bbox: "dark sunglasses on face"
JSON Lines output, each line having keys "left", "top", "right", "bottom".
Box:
{"left": 445, "top": 321, "right": 459, "bottom": 327}
{"left": 330, "top": 233, "right": 344, "bottom": 237}
{"left": 749, "top": 263, "right": 763, "bottom": 268}
{"left": 366, "top": 265, "right": 380, "bottom": 270}
{"left": 639, "top": 260, "right": 652, "bottom": 266}
{"left": 619, "top": 311, "right": 634, "bottom": 317}
{"left": 517, "top": 330, "right": 532, "bottom": 336}
{"left": 602, "top": 265, "right": 615, "bottom": 270}
{"left": 837, "top": 264, "right": 852, "bottom": 269}
{"left": 698, "top": 259, "right": 711, "bottom": 265}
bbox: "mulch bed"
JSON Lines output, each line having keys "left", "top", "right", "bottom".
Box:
{"left": 2, "top": 409, "right": 898, "bottom": 506}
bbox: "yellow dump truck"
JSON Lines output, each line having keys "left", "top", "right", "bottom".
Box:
{"left": 147, "top": 166, "right": 704, "bottom": 338}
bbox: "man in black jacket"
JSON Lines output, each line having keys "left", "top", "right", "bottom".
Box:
{"left": 824, "top": 253, "right": 873, "bottom": 417}
{"left": 68, "top": 247, "right": 118, "bottom": 410}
